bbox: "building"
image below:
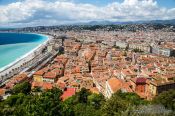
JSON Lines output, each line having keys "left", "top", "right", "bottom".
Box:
{"left": 130, "top": 77, "right": 149, "bottom": 99}
{"left": 33, "top": 70, "right": 45, "bottom": 82}
{"left": 160, "top": 48, "right": 175, "bottom": 57}
{"left": 129, "top": 42, "right": 150, "bottom": 53}
{"left": 32, "top": 82, "right": 53, "bottom": 90}
{"left": 120, "top": 69, "right": 136, "bottom": 80}
{"left": 105, "top": 78, "right": 123, "bottom": 98}
{"left": 43, "top": 71, "right": 57, "bottom": 83}
{"left": 150, "top": 42, "right": 175, "bottom": 57}
{"left": 60, "top": 88, "right": 76, "bottom": 101}
{"left": 0, "top": 89, "right": 5, "bottom": 98}
{"left": 115, "top": 41, "right": 128, "bottom": 49}
{"left": 149, "top": 80, "right": 175, "bottom": 97}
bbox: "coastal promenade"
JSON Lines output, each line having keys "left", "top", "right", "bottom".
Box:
{"left": 0, "top": 33, "right": 53, "bottom": 85}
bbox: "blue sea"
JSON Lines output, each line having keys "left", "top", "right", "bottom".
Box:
{"left": 0, "top": 33, "right": 48, "bottom": 69}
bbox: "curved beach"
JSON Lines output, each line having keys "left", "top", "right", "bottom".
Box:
{"left": 0, "top": 33, "right": 50, "bottom": 78}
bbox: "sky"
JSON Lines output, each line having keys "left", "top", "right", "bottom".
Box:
{"left": 0, "top": 0, "right": 175, "bottom": 27}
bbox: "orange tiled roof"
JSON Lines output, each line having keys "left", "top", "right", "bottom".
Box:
{"left": 40, "top": 67, "right": 50, "bottom": 72}
{"left": 136, "top": 91, "right": 147, "bottom": 98}
{"left": 34, "top": 70, "right": 45, "bottom": 76}
{"left": 123, "top": 82, "right": 133, "bottom": 92}
{"left": 43, "top": 71, "right": 57, "bottom": 79}
{"left": 43, "top": 82, "right": 53, "bottom": 90}
{"left": 107, "top": 78, "right": 123, "bottom": 92}
{"left": 32, "top": 82, "right": 53, "bottom": 90}
{"left": 90, "top": 87, "right": 99, "bottom": 94}
{"left": 57, "top": 81, "right": 66, "bottom": 90}
{"left": 0, "top": 89, "right": 5, "bottom": 96}
{"left": 121, "top": 69, "right": 136, "bottom": 76}
{"left": 52, "top": 69, "right": 63, "bottom": 76}
{"left": 61, "top": 88, "right": 76, "bottom": 101}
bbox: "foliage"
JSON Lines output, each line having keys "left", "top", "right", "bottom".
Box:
{"left": 12, "top": 81, "right": 31, "bottom": 94}
{"left": 32, "top": 86, "right": 42, "bottom": 92}
{"left": 116, "top": 90, "right": 149, "bottom": 105}
{"left": 101, "top": 91, "right": 150, "bottom": 116}
{"left": 62, "top": 88, "right": 104, "bottom": 116}
{"left": 123, "top": 51, "right": 127, "bottom": 56}
{"left": 76, "top": 88, "right": 91, "bottom": 103}
{"left": 0, "top": 87, "right": 63, "bottom": 116}
{"left": 101, "top": 93, "right": 129, "bottom": 116}
{"left": 113, "top": 45, "right": 120, "bottom": 49}
{"left": 87, "top": 93, "right": 105, "bottom": 109}
{"left": 132, "top": 48, "right": 143, "bottom": 53}
{"left": 152, "top": 89, "right": 175, "bottom": 111}
{"left": 125, "top": 45, "right": 129, "bottom": 51}
{"left": 1, "top": 82, "right": 174, "bottom": 116}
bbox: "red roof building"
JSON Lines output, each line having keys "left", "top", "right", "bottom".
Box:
{"left": 32, "top": 82, "right": 53, "bottom": 90}
{"left": 57, "top": 80, "right": 66, "bottom": 90}
{"left": 136, "top": 78, "right": 147, "bottom": 84}
{"left": 130, "top": 77, "right": 150, "bottom": 99}
{"left": 43, "top": 71, "right": 57, "bottom": 83}
{"left": 61, "top": 88, "right": 76, "bottom": 101}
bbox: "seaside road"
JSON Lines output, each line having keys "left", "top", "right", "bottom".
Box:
{"left": 0, "top": 51, "right": 58, "bottom": 87}
{"left": 26, "top": 51, "right": 59, "bottom": 77}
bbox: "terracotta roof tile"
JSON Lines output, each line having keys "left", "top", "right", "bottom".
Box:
{"left": 0, "top": 89, "right": 5, "bottom": 96}
{"left": 32, "top": 82, "right": 53, "bottom": 90}
{"left": 61, "top": 88, "right": 76, "bottom": 101}
{"left": 136, "top": 78, "right": 147, "bottom": 84}
{"left": 90, "top": 87, "right": 99, "bottom": 94}
{"left": 34, "top": 70, "right": 45, "bottom": 76}
{"left": 43, "top": 71, "right": 57, "bottom": 79}
{"left": 107, "top": 78, "right": 123, "bottom": 92}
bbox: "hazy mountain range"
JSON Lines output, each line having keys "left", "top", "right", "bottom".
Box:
{"left": 0, "top": 19, "right": 175, "bottom": 29}
{"left": 75, "top": 19, "right": 175, "bottom": 25}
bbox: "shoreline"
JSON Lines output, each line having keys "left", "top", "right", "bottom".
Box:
{"left": 0, "top": 33, "right": 51, "bottom": 74}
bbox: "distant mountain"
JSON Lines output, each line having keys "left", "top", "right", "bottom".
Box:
{"left": 148, "top": 19, "right": 175, "bottom": 25}
{"left": 77, "top": 19, "right": 175, "bottom": 25}
{"left": 85, "top": 21, "right": 113, "bottom": 25}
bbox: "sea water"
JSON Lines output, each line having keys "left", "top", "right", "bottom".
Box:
{"left": 0, "top": 33, "right": 48, "bottom": 69}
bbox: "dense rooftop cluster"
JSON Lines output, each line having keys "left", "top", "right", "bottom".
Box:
{"left": 31, "top": 30, "right": 175, "bottom": 100}
{"left": 1, "top": 24, "right": 175, "bottom": 101}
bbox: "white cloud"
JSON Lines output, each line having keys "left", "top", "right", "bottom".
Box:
{"left": 0, "top": 0, "right": 175, "bottom": 27}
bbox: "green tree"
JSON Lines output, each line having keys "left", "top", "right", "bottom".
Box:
{"left": 153, "top": 89, "right": 175, "bottom": 111}
{"left": 113, "top": 45, "right": 120, "bottom": 49}
{"left": 116, "top": 91, "right": 148, "bottom": 105}
{"left": 101, "top": 93, "right": 129, "bottom": 116}
{"left": 63, "top": 90, "right": 105, "bottom": 116}
{"left": 87, "top": 93, "right": 105, "bottom": 109}
{"left": 125, "top": 45, "right": 129, "bottom": 51}
{"left": 1, "top": 86, "right": 166, "bottom": 116}
{"left": 0, "top": 87, "right": 63, "bottom": 116}
{"left": 76, "top": 88, "right": 90, "bottom": 103}
{"left": 132, "top": 48, "right": 143, "bottom": 53}
{"left": 73, "top": 103, "right": 101, "bottom": 116}
{"left": 12, "top": 81, "right": 31, "bottom": 94}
